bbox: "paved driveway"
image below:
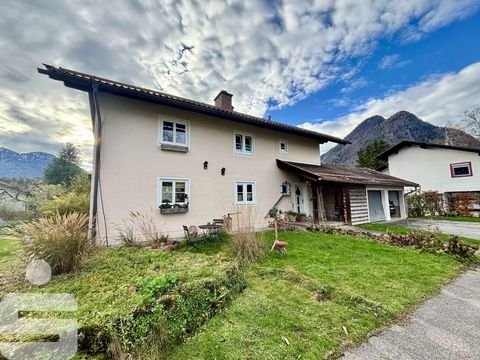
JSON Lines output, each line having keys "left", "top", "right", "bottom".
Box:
{"left": 341, "top": 268, "right": 480, "bottom": 360}
{"left": 395, "top": 219, "right": 480, "bottom": 241}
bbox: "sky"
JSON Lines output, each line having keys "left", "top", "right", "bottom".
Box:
{"left": 0, "top": 0, "right": 479, "bottom": 168}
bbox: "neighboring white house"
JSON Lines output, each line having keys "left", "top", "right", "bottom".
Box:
{"left": 39, "top": 65, "right": 416, "bottom": 244}
{"left": 378, "top": 141, "right": 480, "bottom": 213}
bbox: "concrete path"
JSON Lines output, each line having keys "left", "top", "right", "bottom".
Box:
{"left": 341, "top": 268, "right": 480, "bottom": 360}
{"left": 395, "top": 219, "right": 480, "bottom": 241}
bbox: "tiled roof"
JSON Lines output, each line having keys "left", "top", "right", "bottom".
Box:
{"left": 38, "top": 64, "right": 348, "bottom": 145}
{"left": 377, "top": 140, "right": 480, "bottom": 160}
{"left": 277, "top": 159, "right": 418, "bottom": 187}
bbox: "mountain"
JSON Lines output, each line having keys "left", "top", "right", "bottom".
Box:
{"left": 322, "top": 111, "right": 480, "bottom": 166}
{"left": 0, "top": 147, "right": 55, "bottom": 178}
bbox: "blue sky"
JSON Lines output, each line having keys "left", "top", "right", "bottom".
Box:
{"left": 0, "top": 0, "right": 480, "bottom": 166}
{"left": 271, "top": 11, "right": 480, "bottom": 125}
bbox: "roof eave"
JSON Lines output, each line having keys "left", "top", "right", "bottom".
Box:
{"left": 38, "top": 65, "right": 349, "bottom": 145}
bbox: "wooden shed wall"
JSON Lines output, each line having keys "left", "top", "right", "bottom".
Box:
{"left": 349, "top": 186, "right": 369, "bottom": 225}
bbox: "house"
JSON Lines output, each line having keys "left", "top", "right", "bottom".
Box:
{"left": 39, "top": 65, "right": 417, "bottom": 244}
{"left": 377, "top": 140, "right": 480, "bottom": 214}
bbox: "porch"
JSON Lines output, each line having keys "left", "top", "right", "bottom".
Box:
{"left": 276, "top": 159, "right": 418, "bottom": 226}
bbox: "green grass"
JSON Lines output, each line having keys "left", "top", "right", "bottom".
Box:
{"left": 358, "top": 223, "right": 480, "bottom": 246}
{"left": 0, "top": 237, "right": 20, "bottom": 263}
{"left": 169, "top": 231, "right": 464, "bottom": 359}
{"left": 418, "top": 216, "right": 480, "bottom": 223}
{"left": 1, "top": 238, "right": 244, "bottom": 358}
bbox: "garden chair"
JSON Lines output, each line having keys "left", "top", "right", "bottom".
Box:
{"left": 183, "top": 225, "right": 200, "bottom": 248}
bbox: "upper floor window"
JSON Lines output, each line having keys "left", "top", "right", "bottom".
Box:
{"left": 450, "top": 162, "right": 473, "bottom": 178}
{"left": 279, "top": 139, "right": 288, "bottom": 153}
{"left": 160, "top": 118, "right": 188, "bottom": 147}
{"left": 235, "top": 181, "right": 256, "bottom": 205}
{"left": 234, "top": 131, "right": 254, "bottom": 155}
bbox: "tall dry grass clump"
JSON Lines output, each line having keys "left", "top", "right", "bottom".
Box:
{"left": 21, "top": 212, "right": 93, "bottom": 274}
{"left": 231, "top": 206, "right": 267, "bottom": 265}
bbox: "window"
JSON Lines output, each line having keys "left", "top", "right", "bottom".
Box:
{"left": 450, "top": 162, "right": 473, "bottom": 178}
{"left": 160, "top": 119, "right": 188, "bottom": 146}
{"left": 235, "top": 181, "right": 256, "bottom": 205}
{"left": 158, "top": 177, "right": 190, "bottom": 206}
{"left": 279, "top": 139, "right": 288, "bottom": 153}
{"left": 234, "top": 131, "right": 254, "bottom": 155}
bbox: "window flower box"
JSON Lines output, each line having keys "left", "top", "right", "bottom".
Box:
{"left": 160, "top": 207, "right": 188, "bottom": 214}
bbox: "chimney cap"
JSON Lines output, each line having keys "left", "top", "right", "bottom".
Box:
{"left": 214, "top": 90, "right": 233, "bottom": 101}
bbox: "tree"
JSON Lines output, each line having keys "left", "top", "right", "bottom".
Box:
{"left": 356, "top": 139, "right": 389, "bottom": 169}
{"left": 44, "top": 143, "right": 84, "bottom": 186}
{"left": 463, "top": 106, "right": 480, "bottom": 140}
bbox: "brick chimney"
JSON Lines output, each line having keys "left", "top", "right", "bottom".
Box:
{"left": 214, "top": 90, "right": 233, "bottom": 111}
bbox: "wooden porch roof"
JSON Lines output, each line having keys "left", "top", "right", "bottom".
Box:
{"left": 277, "top": 159, "right": 419, "bottom": 187}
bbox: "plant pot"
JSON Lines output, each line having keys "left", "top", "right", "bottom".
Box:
{"left": 296, "top": 214, "right": 306, "bottom": 223}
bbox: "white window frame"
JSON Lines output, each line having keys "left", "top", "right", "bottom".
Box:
{"left": 233, "top": 130, "right": 255, "bottom": 156}
{"left": 158, "top": 116, "right": 190, "bottom": 147}
{"left": 234, "top": 181, "right": 256, "bottom": 205}
{"left": 279, "top": 139, "right": 288, "bottom": 153}
{"left": 450, "top": 162, "right": 473, "bottom": 178}
{"left": 157, "top": 177, "right": 190, "bottom": 207}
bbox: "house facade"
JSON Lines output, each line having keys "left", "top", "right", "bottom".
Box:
{"left": 39, "top": 65, "right": 416, "bottom": 244}
{"left": 378, "top": 141, "right": 480, "bottom": 214}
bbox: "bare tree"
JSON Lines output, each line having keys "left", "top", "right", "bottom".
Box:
{"left": 463, "top": 106, "right": 480, "bottom": 140}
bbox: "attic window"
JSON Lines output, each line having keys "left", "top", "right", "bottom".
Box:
{"left": 450, "top": 162, "right": 472, "bottom": 178}
{"left": 279, "top": 140, "right": 288, "bottom": 153}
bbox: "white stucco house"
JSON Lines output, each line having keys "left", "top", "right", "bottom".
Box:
{"left": 39, "top": 65, "right": 417, "bottom": 244}
{"left": 378, "top": 141, "right": 480, "bottom": 214}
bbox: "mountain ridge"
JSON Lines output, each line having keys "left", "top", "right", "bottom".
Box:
{"left": 322, "top": 111, "right": 480, "bottom": 166}
{"left": 0, "top": 147, "right": 55, "bottom": 178}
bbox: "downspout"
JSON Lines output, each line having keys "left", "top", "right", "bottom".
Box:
{"left": 88, "top": 84, "right": 103, "bottom": 242}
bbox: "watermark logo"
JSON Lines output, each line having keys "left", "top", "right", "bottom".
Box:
{"left": 0, "top": 260, "right": 77, "bottom": 359}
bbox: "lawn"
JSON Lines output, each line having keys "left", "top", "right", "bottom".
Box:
{"left": 0, "top": 238, "right": 245, "bottom": 358}
{"left": 359, "top": 223, "right": 480, "bottom": 246}
{"left": 417, "top": 216, "right": 480, "bottom": 223}
{"left": 169, "top": 231, "right": 464, "bottom": 359}
{"left": 0, "top": 236, "right": 20, "bottom": 263}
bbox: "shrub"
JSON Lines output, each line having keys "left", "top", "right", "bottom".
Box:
{"left": 39, "top": 191, "right": 90, "bottom": 215}
{"left": 20, "top": 212, "right": 93, "bottom": 274}
{"left": 406, "top": 191, "right": 444, "bottom": 217}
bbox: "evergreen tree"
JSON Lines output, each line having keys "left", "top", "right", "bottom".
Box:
{"left": 356, "top": 139, "right": 389, "bottom": 169}
{"left": 44, "top": 143, "right": 84, "bottom": 186}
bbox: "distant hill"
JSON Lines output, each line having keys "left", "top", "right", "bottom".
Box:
{"left": 0, "top": 147, "right": 55, "bottom": 178}
{"left": 322, "top": 111, "right": 480, "bottom": 166}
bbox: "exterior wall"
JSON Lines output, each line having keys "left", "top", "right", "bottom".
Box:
{"left": 93, "top": 93, "right": 321, "bottom": 244}
{"left": 386, "top": 146, "right": 480, "bottom": 193}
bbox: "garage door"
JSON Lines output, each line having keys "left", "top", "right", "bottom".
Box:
{"left": 368, "top": 190, "right": 385, "bottom": 222}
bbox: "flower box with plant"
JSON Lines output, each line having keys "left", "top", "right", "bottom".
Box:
{"left": 159, "top": 198, "right": 189, "bottom": 214}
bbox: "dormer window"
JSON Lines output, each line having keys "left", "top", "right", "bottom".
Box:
{"left": 279, "top": 139, "right": 288, "bottom": 153}
{"left": 234, "top": 131, "right": 254, "bottom": 155}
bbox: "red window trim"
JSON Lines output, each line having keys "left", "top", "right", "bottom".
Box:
{"left": 450, "top": 161, "right": 473, "bottom": 178}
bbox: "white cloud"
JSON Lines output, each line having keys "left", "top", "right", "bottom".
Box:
{"left": 0, "top": 0, "right": 478, "bottom": 166}
{"left": 378, "top": 54, "right": 412, "bottom": 69}
{"left": 301, "top": 61, "right": 480, "bottom": 146}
